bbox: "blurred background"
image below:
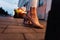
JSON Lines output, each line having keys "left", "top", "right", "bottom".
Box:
{"left": 0, "top": 0, "right": 19, "bottom": 16}
{"left": 0, "top": 0, "right": 52, "bottom": 20}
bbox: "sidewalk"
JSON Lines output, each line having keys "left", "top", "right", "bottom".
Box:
{"left": 0, "top": 16, "right": 47, "bottom": 40}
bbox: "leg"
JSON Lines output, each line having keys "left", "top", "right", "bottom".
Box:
{"left": 23, "top": 2, "right": 32, "bottom": 25}
{"left": 29, "top": 0, "right": 44, "bottom": 29}
{"left": 23, "top": 0, "right": 44, "bottom": 29}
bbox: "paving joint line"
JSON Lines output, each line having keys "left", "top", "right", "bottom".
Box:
{"left": 1, "top": 25, "right": 8, "bottom": 33}
{"left": 22, "top": 33, "right": 27, "bottom": 40}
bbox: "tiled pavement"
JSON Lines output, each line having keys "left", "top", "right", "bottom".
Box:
{"left": 0, "top": 16, "right": 47, "bottom": 40}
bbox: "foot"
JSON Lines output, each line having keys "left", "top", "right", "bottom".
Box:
{"left": 23, "top": 14, "right": 32, "bottom": 25}
{"left": 30, "top": 7, "right": 44, "bottom": 29}
{"left": 31, "top": 18, "right": 44, "bottom": 29}
{"left": 25, "top": 15, "right": 44, "bottom": 29}
{"left": 23, "top": 14, "right": 44, "bottom": 29}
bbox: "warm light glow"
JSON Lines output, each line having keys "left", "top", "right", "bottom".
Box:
{"left": 15, "top": 8, "right": 27, "bottom": 13}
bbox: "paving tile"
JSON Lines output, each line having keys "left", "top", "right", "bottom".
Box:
{"left": 0, "top": 22, "right": 10, "bottom": 25}
{"left": 16, "top": 19, "right": 23, "bottom": 24}
{"left": 0, "top": 25, "right": 7, "bottom": 33}
{"left": 32, "top": 28, "right": 46, "bottom": 33}
{"left": 0, "top": 25, "right": 7, "bottom": 29}
{"left": 18, "top": 28, "right": 35, "bottom": 33}
{"left": 0, "top": 17, "right": 46, "bottom": 40}
{"left": 3, "top": 29, "right": 20, "bottom": 33}
{"left": 6, "top": 26, "right": 28, "bottom": 29}
{"left": 8, "top": 23, "right": 18, "bottom": 26}
{"left": 16, "top": 19, "right": 23, "bottom": 22}
{"left": 0, "top": 19, "right": 16, "bottom": 23}
{"left": 0, "top": 22, "right": 17, "bottom": 25}
{"left": 24, "top": 33, "right": 45, "bottom": 40}
{"left": 0, "top": 33, "right": 24, "bottom": 40}
{"left": 39, "top": 20, "right": 47, "bottom": 27}
{"left": 4, "top": 26, "right": 35, "bottom": 33}
{"left": 18, "top": 24, "right": 23, "bottom": 26}
{"left": 4, "top": 28, "right": 35, "bottom": 34}
{"left": 0, "top": 29, "right": 4, "bottom": 33}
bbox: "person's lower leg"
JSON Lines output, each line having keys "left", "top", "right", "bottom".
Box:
{"left": 30, "top": 7, "right": 44, "bottom": 29}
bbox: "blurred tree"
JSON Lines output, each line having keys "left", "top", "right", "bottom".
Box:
{"left": 0, "top": 7, "right": 10, "bottom": 16}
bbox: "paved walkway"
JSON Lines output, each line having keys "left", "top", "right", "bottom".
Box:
{"left": 0, "top": 16, "right": 47, "bottom": 40}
